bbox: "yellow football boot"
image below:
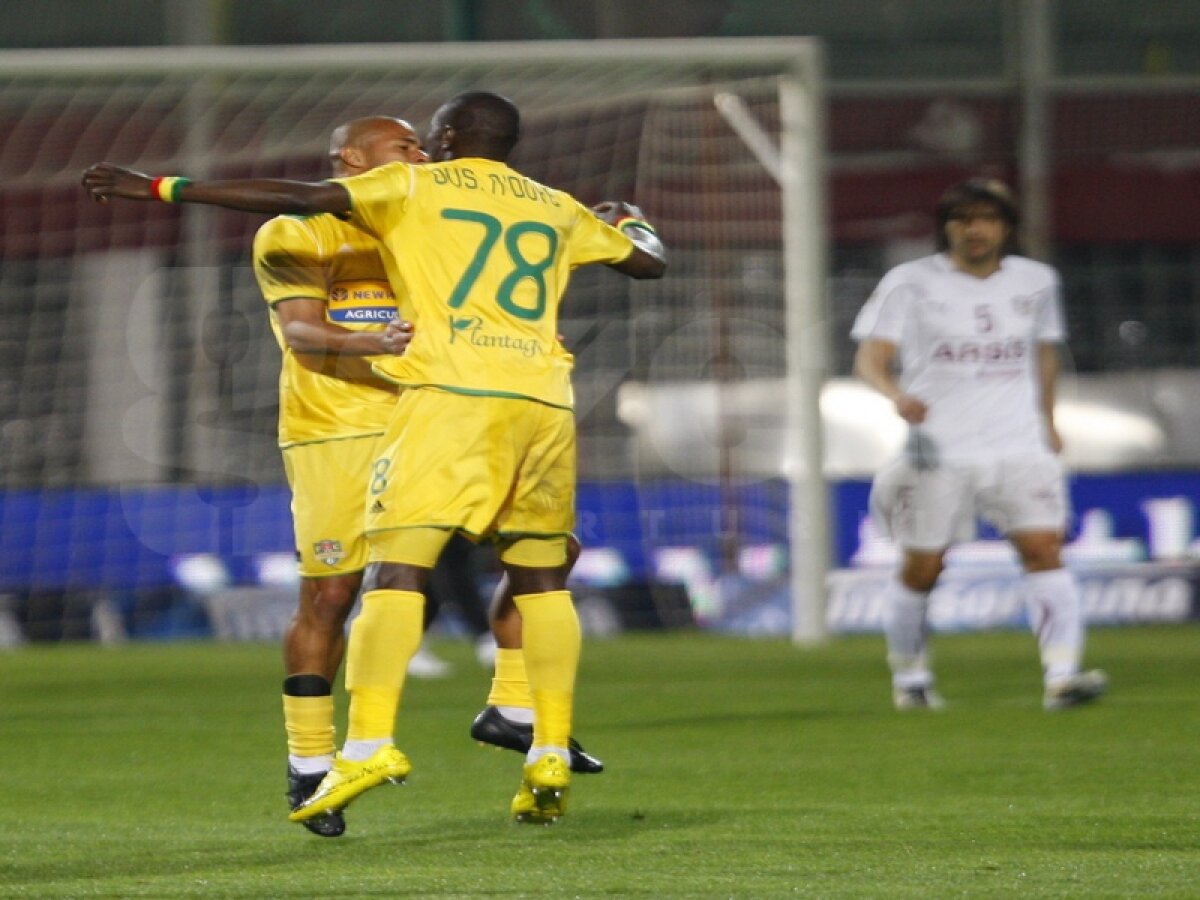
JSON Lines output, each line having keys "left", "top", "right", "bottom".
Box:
{"left": 511, "top": 752, "right": 570, "bottom": 825}
{"left": 510, "top": 779, "right": 540, "bottom": 822}
{"left": 288, "top": 745, "right": 410, "bottom": 823}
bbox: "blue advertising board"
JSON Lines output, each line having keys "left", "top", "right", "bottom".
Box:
{"left": 2, "top": 473, "right": 1197, "bottom": 636}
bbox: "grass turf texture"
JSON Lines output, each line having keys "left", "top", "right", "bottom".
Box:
{"left": 1, "top": 627, "right": 1197, "bottom": 898}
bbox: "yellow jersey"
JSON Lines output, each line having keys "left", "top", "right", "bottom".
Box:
{"left": 252, "top": 213, "right": 414, "bottom": 446}
{"left": 333, "top": 158, "right": 635, "bottom": 409}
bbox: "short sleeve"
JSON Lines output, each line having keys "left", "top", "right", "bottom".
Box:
{"left": 330, "top": 161, "right": 413, "bottom": 239}
{"left": 851, "top": 269, "right": 917, "bottom": 344}
{"left": 1034, "top": 270, "right": 1066, "bottom": 342}
{"left": 253, "top": 217, "right": 326, "bottom": 306}
{"left": 563, "top": 196, "right": 637, "bottom": 268}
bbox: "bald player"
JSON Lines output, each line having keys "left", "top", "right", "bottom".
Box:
{"left": 83, "top": 93, "right": 660, "bottom": 827}
{"left": 256, "top": 119, "right": 603, "bottom": 839}
{"left": 252, "top": 116, "right": 426, "bottom": 837}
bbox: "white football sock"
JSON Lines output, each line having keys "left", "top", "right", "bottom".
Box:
{"left": 341, "top": 738, "right": 392, "bottom": 762}
{"left": 497, "top": 705, "right": 534, "bottom": 724}
{"left": 288, "top": 753, "right": 332, "bottom": 775}
{"left": 884, "top": 577, "right": 934, "bottom": 689}
{"left": 1022, "top": 567, "right": 1084, "bottom": 684}
{"left": 526, "top": 744, "right": 571, "bottom": 766}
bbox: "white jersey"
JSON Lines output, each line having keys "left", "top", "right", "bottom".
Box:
{"left": 851, "top": 252, "right": 1064, "bottom": 462}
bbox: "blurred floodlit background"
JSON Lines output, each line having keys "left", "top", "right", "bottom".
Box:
{"left": 1, "top": 0, "right": 1198, "bottom": 643}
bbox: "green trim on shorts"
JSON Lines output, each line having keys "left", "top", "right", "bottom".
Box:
{"left": 495, "top": 530, "right": 573, "bottom": 540}
{"left": 366, "top": 376, "right": 573, "bottom": 411}
{"left": 280, "top": 431, "right": 385, "bottom": 450}
{"left": 365, "top": 526, "right": 572, "bottom": 542}
{"left": 365, "top": 524, "right": 460, "bottom": 537}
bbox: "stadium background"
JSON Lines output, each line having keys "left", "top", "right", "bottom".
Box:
{"left": 1, "top": 0, "right": 1199, "bottom": 645}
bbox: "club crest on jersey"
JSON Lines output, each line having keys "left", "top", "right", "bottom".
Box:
{"left": 313, "top": 539, "right": 345, "bottom": 567}
{"left": 1013, "top": 294, "right": 1035, "bottom": 316}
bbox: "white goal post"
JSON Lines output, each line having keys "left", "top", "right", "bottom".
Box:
{"left": 0, "top": 38, "right": 830, "bottom": 644}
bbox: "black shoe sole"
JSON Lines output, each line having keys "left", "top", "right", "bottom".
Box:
{"left": 298, "top": 811, "right": 346, "bottom": 838}
{"left": 288, "top": 770, "right": 346, "bottom": 837}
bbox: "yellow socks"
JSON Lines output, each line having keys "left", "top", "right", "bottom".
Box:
{"left": 344, "top": 589, "right": 425, "bottom": 742}
{"left": 512, "top": 590, "right": 580, "bottom": 749}
{"left": 487, "top": 648, "right": 534, "bottom": 710}
{"left": 282, "top": 690, "right": 335, "bottom": 765}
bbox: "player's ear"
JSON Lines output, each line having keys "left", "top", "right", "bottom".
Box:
{"left": 440, "top": 126, "right": 456, "bottom": 151}
{"left": 339, "top": 145, "right": 364, "bottom": 170}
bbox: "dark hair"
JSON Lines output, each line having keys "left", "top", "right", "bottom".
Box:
{"left": 935, "top": 177, "right": 1020, "bottom": 254}
{"left": 441, "top": 91, "right": 520, "bottom": 156}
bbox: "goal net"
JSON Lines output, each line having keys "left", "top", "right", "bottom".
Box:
{"left": 0, "top": 39, "right": 828, "bottom": 642}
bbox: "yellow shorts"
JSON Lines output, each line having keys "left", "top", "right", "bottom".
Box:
{"left": 365, "top": 388, "right": 575, "bottom": 564}
{"left": 282, "top": 434, "right": 381, "bottom": 578}
{"left": 369, "top": 527, "right": 569, "bottom": 569}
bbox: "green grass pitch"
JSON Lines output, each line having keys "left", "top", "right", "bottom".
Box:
{"left": 2, "top": 626, "right": 1197, "bottom": 898}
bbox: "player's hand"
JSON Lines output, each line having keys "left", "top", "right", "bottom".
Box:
{"left": 81, "top": 163, "right": 156, "bottom": 203}
{"left": 592, "top": 200, "right": 645, "bottom": 226}
{"left": 382, "top": 318, "right": 414, "bottom": 356}
{"left": 894, "top": 394, "right": 928, "bottom": 425}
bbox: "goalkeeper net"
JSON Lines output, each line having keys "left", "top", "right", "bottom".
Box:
{"left": 0, "top": 39, "right": 828, "bottom": 641}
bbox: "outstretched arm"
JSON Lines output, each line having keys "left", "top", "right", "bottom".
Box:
{"left": 82, "top": 163, "right": 350, "bottom": 217}
{"left": 592, "top": 201, "right": 666, "bottom": 279}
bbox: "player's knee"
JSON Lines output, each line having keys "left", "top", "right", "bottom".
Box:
{"left": 1014, "top": 535, "right": 1063, "bottom": 572}
{"left": 498, "top": 536, "right": 569, "bottom": 594}
{"left": 306, "top": 577, "right": 360, "bottom": 628}
{"left": 502, "top": 565, "right": 567, "bottom": 597}
{"left": 900, "top": 556, "right": 943, "bottom": 592}
{"left": 363, "top": 561, "right": 428, "bottom": 593}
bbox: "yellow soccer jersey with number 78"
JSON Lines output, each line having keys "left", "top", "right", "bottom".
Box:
{"left": 333, "top": 158, "right": 635, "bottom": 410}
{"left": 253, "top": 213, "right": 417, "bottom": 447}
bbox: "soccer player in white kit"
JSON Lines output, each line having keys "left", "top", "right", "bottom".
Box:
{"left": 851, "top": 178, "right": 1107, "bottom": 711}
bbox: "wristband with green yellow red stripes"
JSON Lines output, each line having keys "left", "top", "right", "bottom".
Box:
{"left": 614, "top": 215, "right": 656, "bottom": 236}
{"left": 150, "top": 176, "right": 191, "bottom": 203}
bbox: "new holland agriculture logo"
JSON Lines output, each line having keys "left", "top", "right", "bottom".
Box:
{"left": 448, "top": 315, "right": 541, "bottom": 357}
{"left": 313, "top": 539, "right": 345, "bottom": 567}
{"left": 327, "top": 280, "right": 396, "bottom": 323}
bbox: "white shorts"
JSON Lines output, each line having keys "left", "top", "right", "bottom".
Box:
{"left": 869, "top": 451, "right": 1069, "bottom": 552}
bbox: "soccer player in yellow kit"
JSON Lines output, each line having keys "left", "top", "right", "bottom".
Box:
{"left": 83, "top": 91, "right": 665, "bottom": 825}
{"left": 253, "top": 116, "right": 425, "bottom": 837}
{"left": 261, "top": 124, "right": 603, "bottom": 833}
